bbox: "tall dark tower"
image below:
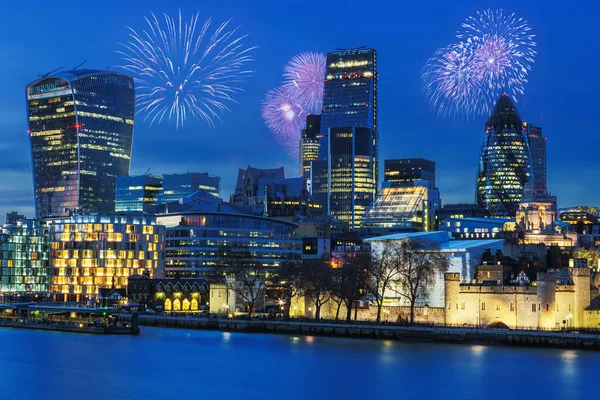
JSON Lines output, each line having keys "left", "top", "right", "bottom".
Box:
{"left": 26, "top": 69, "right": 135, "bottom": 218}
{"left": 313, "top": 48, "right": 378, "bottom": 227}
{"left": 476, "top": 94, "right": 531, "bottom": 217}
{"left": 523, "top": 123, "right": 547, "bottom": 193}
{"left": 299, "top": 114, "right": 321, "bottom": 180}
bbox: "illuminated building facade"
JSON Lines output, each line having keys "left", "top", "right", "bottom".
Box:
{"left": 46, "top": 213, "right": 165, "bottom": 302}
{"left": 116, "top": 175, "right": 162, "bottom": 212}
{"left": 523, "top": 123, "right": 547, "bottom": 193}
{"left": 0, "top": 220, "right": 48, "bottom": 293}
{"left": 361, "top": 180, "right": 439, "bottom": 235}
{"left": 299, "top": 114, "right": 321, "bottom": 181}
{"left": 328, "top": 127, "right": 377, "bottom": 229}
{"left": 159, "top": 172, "right": 221, "bottom": 203}
{"left": 476, "top": 94, "right": 532, "bottom": 217}
{"left": 384, "top": 158, "right": 435, "bottom": 186}
{"left": 26, "top": 69, "right": 135, "bottom": 218}
{"left": 155, "top": 192, "right": 302, "bottom": 278}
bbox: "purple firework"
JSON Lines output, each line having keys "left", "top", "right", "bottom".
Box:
{"left": 422, "top": 42, "right": 490, "bottom": 119}
{"left": 261, "top": 86, "right": 306, "bottom": 156}
{"left": 282, "top": 52, "right": 326, "bottom": 113}
{"left": 457, "top": 9, "right": 536, "bottom": 96}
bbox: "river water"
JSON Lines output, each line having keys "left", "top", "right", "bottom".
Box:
{"left": 0, "top": 326, "right": 595, "bottom": 399}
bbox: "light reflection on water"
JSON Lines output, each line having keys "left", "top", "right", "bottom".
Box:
{"left": 0, "top": 327, "right": 594, "bottom": 400}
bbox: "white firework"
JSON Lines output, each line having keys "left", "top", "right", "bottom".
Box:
{"left": 282, "top": 52, "right": 326, "bottom": 112}
{"left": 119, "top": 10, "right": 256, "bottom": 129}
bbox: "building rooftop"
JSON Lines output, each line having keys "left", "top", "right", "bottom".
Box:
{"left": 365, "top": 231, "right": 504, "bottom": 251}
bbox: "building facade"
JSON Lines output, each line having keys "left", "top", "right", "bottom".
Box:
{"left": 0, "top": 220, "right": 48, "bottom": 294}
{"left": 523, "top": 122, "right": 547, "bottom": 193}
{"left": 156, "top": 192, "right": 302, "bottom": 278}
{"left": 159, "top": 172, "right": 221, "bottom": 203}
{"left": 299, "top": 114, "right": 321, "bottom": 181}
{"left": 384, "top": 158, "right": 436, "bottom": 186}
{"left": 115, "top": 174, "right": 162, "bottom": 212}
{"left": 26, "top": 69, "right": 135, "bottom": 218}
{"left": 45, "top": 212, "right": 165, "bottom": 301}
{"left": 476, "top": 94, "right": 531, "bottom": 217}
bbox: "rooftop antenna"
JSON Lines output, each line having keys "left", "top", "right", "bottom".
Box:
{"left": 38, "top": 66, "right": 63, "bottom": 78}
{"left": 145, "top": 167, "right": 151, "bottom": 175}
{"left": 72, "top": 60, "right": 87, "bottom": 70}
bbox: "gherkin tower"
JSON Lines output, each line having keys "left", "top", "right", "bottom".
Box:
{"left": 476, "top": 94, "right": 532, "bottom": 217}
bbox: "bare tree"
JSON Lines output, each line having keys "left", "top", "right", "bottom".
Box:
{"left": 332, "top": 252, "right": 371, "bottom": 322}
{"left": 217, "top": 245, "right": 269, "bottom": 319}
{"left": 303, "top": 257, "right": 333, "bottom": 321}
{"left": 366, "top": 242, "right": 403, "bottom": 323}
{"left": 275, "top": 260, "right": 304, "bottom": 319}
{"left": 397, "top": 239, "right": 450, "bottom": 325}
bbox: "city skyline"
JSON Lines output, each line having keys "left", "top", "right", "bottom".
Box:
{"left": 0, "top": 0, "right": 598, "bottom": 221}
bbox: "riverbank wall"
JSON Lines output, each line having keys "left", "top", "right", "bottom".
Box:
{"left": 135, "top": 315, "right": 600, "bottom": 350}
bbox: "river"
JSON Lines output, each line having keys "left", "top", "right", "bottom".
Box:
{"left": 0, "top": 326, "right": 595, "bottom": 399}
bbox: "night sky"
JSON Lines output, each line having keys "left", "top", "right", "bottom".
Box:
{"left": 1, "top": 0, "right": 598, "bottom": 220}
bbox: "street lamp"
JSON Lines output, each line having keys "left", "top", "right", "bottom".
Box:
{"left": 476, "top": 313, "right": 479, "bottom": 329}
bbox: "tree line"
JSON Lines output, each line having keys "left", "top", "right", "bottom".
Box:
{"left": 217, "top": 239, "right": 450, "bottom": 324}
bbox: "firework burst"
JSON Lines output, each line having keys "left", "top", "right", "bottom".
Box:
{"left": 261, "top": 86, "right": 305, "bottom": 156}
{"left": 119, "top": 10, "right": 256, "bottom": 129}
{"left": 282, "top": 52, "right": 326, "bottom": 112}
{"left": 422, "top": 9, "right": 536, "bottom": 119}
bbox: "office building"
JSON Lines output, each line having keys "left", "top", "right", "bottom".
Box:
{"left": 437, "top": 204, "right": 489, "bottom": 221}
{"left": 313, "top": 48, "right": 378, "bottom": 226}
{"left": 116, "top": 175, "right": 162, "bottom": 212}
{"left": 155, "top": 191, "right": 302, "bottom": 278}
{"left": 523, "top": 123, "right": 547, "bottom": 193}
{"left": 476, "top": 94, "right": 531, "bottom": 217}
{"left": 46, "top": 212, "right": 165, "bottom": 302}
{"left": 361, "top": 180, "right": 440, "bottom": 235}
{"left": 299, "top": 114, "right": 321, "bottom": 181}
{"left": 328, "top": 127, "right": 377, "bottom": 229}
{"left": 26, "top": 69, "right": 135, "bottom": 218}
{"left": 231, "top": 166, "right": 285, "bottom": 204}
{"left": 0, "top": 220, "right": 48, "bottom": 294}
{"left": 159, "top": 172, "right": 221, "bottom": 203}
{"left": 384, "top": 158, "right": 435, "bottom": 186}
{"left": 5, "top": 212, "right": 26, "bottom": 226}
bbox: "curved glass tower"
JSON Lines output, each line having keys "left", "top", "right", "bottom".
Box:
{"left": 476, "top": 94, "right": 531, "bottom": 217}
{"left": 26, "top": 69, "right": 134, "bottom": 218}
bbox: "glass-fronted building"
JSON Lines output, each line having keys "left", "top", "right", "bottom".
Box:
{"left": 523, "top": 122, "right": 547, "bottom": 193}
{"left": 384, "top": 158, "right": 436, "bottom": 186}
{"left": 476, "top": 94, "right": 532, "bottom": 217}
{"left": 26, "top": 69, "right": 135, "bottom": 218}
{"left": 159, "top": 173, "right": 221, "bottom": 203}
{"left": 46, "top": 212, "right": 165, "bottom": 302}
{"left": 299, "top": 114, "right": 321, "bottom": 181}
{"left": 155, "top": 192, "right": 302, "bottom": 278}
{"left": 314, "top": 48, "right": 379, "bottom": 225}
{"left": 116, "top": 175, "right": 162, "bottom": 212}
{"left": 0, "top": 220, "right": 48, "bottom": 293}
{"left": 328, "top": 127, "right": 376, "bottom": 229}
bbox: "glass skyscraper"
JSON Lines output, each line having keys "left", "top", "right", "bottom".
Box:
{"left": 26, "top": 69, "right": 135, "bottom": 218}
{"left": 158, "top": 172, "right": 221, "bottom": 203}
{"left": 476, "top": 94, "right": 532, "bottom": 217}
{"left": 116, "top": 175, "right": 162, "bottom": 212}
{"left": 314, "top": 48, "right": 378, "bottom": 227}
{"left": 384, "top": 158, "right": 436, "bottom": 186}
{"left": 523, "top": 122, "right": 547, "bottom": 192}
{"left": 299, "top": 114, "right": 321, "bottom": 181}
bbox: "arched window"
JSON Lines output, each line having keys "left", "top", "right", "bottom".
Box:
{"left": 182, "top": 299, "right": 190, "bottom": 311}
{"left": 173, "top": 299, "right": 181, "bottom": 311}
{"left": 191, "top": 298, "right": 199, "bottom": 311}
{"left": 164, "top": 298, "right": 172, "bottom": 311}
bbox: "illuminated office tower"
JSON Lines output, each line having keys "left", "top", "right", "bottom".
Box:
{"left": 0, "top": 220, "right": 48, "bottom": 294}
{"left": 476, "top": 94, "right": 531, "bottom": 217}
{"left": 116, "top": 175, "right": 162, "bottom": 212}
{"left": 384, "top": 158, "right": 435, "bottom": 186}
{"left": 26, "top": 69, "right": 135, "bottom": 218}
{"left": 299, "top": 114, "right": 321, "bottom": 181}
{"left": 158, "top": 172, "right": 221, "bottom": 203}
{"left": 46, "top": 212, "right": 165, "bottom": 302}
{"left": 328, "top": 127, "right": 376, "bottom": 229}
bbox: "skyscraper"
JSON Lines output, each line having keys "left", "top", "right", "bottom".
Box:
{"left": 384, "top": 158, "right": 436, "bottom": 186}
{"left": 159, "top": 172, "right": 221, "bottom": 203}
{"left": 26, "top": 69, "right": 135, "bottom": 218}
{"left": 299, "top": 114, "right": 321, "bottom": 180}
{"left": 328, "top": 127, "right": 376, "bottom": 229}
{"left": 314, "top": 48, "right": 378, "bottom": 227}
{"left": 523, "top": 122, "right": 547, "bottom": 193}
{"left": 116, "top": 175, "right": 163, "bottom": 212}
{"left": 476, "top": 94, "right": 531, "bottom": 217}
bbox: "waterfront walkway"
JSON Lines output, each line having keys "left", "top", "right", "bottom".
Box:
{"left": 132, "top": 314, "right": 600, "bottom": 350}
